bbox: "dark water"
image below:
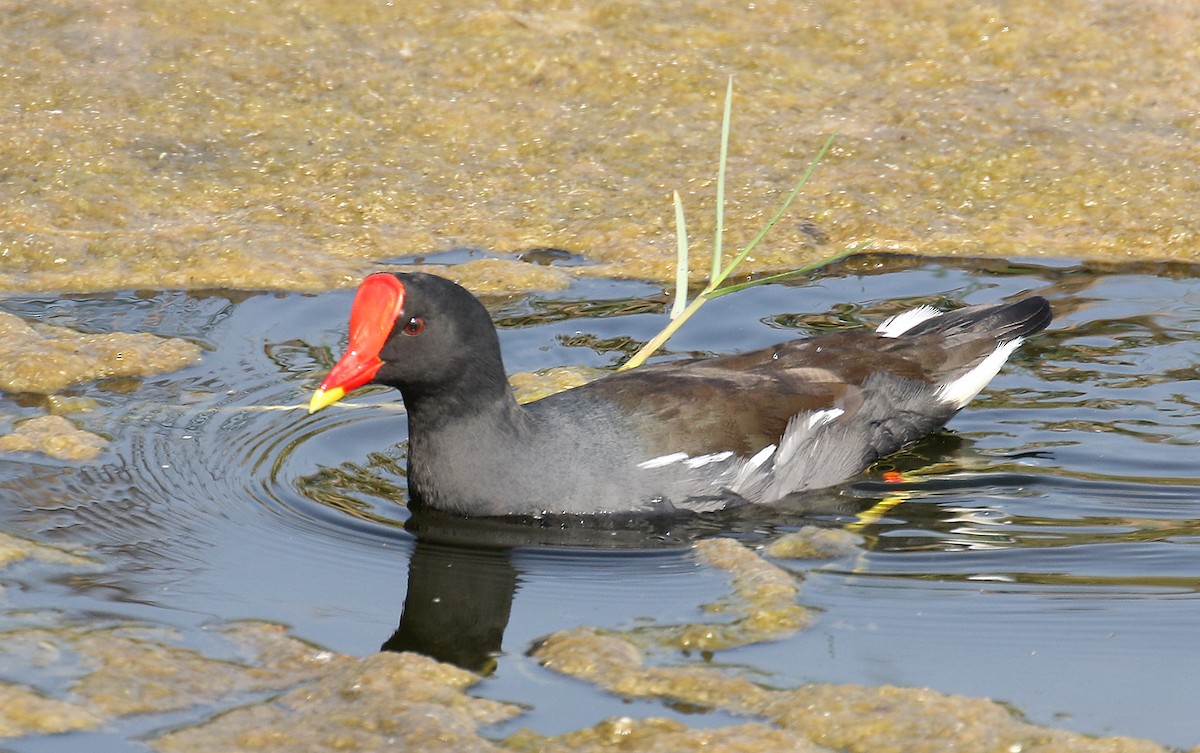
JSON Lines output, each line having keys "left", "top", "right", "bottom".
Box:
{"left": 1, "top": 255, "right": 1198, "bottom": 749}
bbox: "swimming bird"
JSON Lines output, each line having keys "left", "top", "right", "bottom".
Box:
{"left": 309, "top": 272, "right": 1051, "bottom": 517}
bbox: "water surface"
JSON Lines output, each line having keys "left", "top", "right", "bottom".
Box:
{"left": 1, "top": 256, "right": 1198, "bottom": 750}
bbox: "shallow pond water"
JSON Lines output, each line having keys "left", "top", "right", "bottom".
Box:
{"left": 1, "top": 255, "right": 1198, "bottom": 750}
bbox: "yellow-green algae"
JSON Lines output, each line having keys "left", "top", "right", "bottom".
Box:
{"left": 0, "top": 529, "right": 94, "bottom": 570}
{"left": 0, "top": 1, "right": 1196, "bottom": 294}
{"left": 0, "top": 414, "right": 108, "bottom": 460}
{"left": 504, "top": 716, "right": 834, "bottom": 753}
{"left": 0, "top": 683, "right": 101, "bottom": 738}
{"left": 613, "top": 537, "right": 811, "bottom": 655}
{"left": 422, "top": 258, "right": 574, "bottom": 296}
{"left": 530, "top": 627, "right": 1170, "bottom": 753}
{"left": 0, "top": 311, "right": 201, "bottom": 394}
{"left": 0, "top": 533, "right": 1186, "bottom": 752}
{"left": 763, "top": 525, "right": 864, "bottom": 560}
{"left": 0, "top": 310, "right": 201, "bottom": 458}
{"left": 152, "top": 649, "right": 520, "bottom": 753}
{"left": 0, "top": 531, "right": 519, "bottom": 751}
{"left": 0, "top": 618, "right": 522, "bottom": 751}
{"left": 523, "top": 539, "right": 1177, "bottom": 752}
{"left": 510, "top": 365, "right": 605, "bottom": 403}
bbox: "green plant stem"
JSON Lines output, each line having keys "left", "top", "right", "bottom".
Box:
{"left": 712, "top": 131, "right": 838, "bottom": 287}
{"left": 708, "top": 242, "right": 867, "bottom": 298}
{"left": 618, "top": 79, "right": 863, "bottom": 372}
{"left": 618, "top": 293, "right": 711, "bottom": 371}
{"left": 711, "top": 77, "right": 734, "bottom": 280}
{"left": 670, "top": 190, "right": 688, "bottom": 320}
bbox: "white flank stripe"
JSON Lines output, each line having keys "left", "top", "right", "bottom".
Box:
{"left": 745, "top": 444, "right": 777, "bottom": 472}
{"left": 937, "top": 338, "right": 1024, "bottom": 408}
{"left": 805, "top": 407, "right": 845, "bottom": 429}
{"left": 876, "top": 305, "right": 943, "bottom": 338}
{"left": 684, "top": 451, "right": 734, "bottom": 469}
{"left": 638, "top": 452, "right": 689, "bottom": 469}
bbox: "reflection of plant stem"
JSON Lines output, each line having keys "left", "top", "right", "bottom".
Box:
{"left": 619, "top": 77, "right": 867, "bottom": 372}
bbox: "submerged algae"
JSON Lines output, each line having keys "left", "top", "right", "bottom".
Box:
{"left": 504, "top": 716, "right": 834, "bottom": 753}
{"left": 0, "top": 311, "right": 201, "bottom": 395}
{"left": 0, "top": 683, "right": 101, "bottom": 738}
{"left": 0, "top": 414, "right": 107, "bottom": 460}
{"left": 0, "top": 616, "right": 521, "bottom": 751}
{"left": 0, "top": 310, "right": 201, "bottom": 459}
{"left": 531, "top": 626, "right": 1170, "bottom": 753}
{"left": 0, "top": 529, "right": 94, "bottom": 570}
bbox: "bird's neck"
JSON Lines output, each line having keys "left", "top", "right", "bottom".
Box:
{"left": 399, "top": 360, "right": 523, "bottom": 435}
{"left": 401, "top": 372, "right": 530, "bottom": 514}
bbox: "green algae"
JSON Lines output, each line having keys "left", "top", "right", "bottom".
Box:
{"left": 0, "top": 530, "right": 1183, "bottom": 752}
{"left": 530, "top": 626, "right": 1170, "bottom": 753}
{"left": 1, "top": 1, "right": 1196, "bottom": 295}
{"left": 504, "top": 716, "right": 835, "bottom": 753}
{"left": 0, "top": 311, "right": 201, "bottom": 395}
{"left": 763, "top": 526, "right": 863, "bottom": 560}
{"left": 0, "top": 616, "right": 521, "bottom": 751}
{"left": 0, "top": 683, "right": 101, "bottom": 738}
{"left": 0, "top": 529, "right": 94, "bottom": 569}
{"left": 0, "top": 414, "right": 108, "bottom": 460}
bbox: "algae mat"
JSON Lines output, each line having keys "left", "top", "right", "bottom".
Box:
{"left": 0, "top": 0, "right": 1196, "bottom": 293}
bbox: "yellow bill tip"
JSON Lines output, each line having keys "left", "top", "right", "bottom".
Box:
{"left": 308, "top": 386, "right": 346, "bottom": 414}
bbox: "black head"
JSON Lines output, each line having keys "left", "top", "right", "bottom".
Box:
{"left": 310, "top": 272, "right": 506, "bottom": 412}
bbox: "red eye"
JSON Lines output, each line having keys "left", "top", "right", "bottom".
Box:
{"left": 402, "top": 317, "right": 424, "bottom": 336}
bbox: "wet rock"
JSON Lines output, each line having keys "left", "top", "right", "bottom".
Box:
{"left": 0, "top": 414, "right": 108, "bottom": 460}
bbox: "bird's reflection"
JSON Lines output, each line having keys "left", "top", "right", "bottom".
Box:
{"left": 380, "top": 535, "right": 515, "bottom": 672}
{"left": 380, "top": 507, "right": 719, "bottom": 672}
{"left": 378, "top": 489, "right": 866, "bottom": 673}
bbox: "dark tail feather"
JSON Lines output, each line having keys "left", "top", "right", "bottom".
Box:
{"left": 904, "top": 296, "right": 1053, "bottom": 341}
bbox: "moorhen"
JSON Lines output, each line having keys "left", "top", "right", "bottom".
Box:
{"left": 309, "top": 272, "right": 1051, "bottom": 517}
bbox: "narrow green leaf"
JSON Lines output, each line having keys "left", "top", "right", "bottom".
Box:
{"left": 712, "top": 76, "right": 734, "bottom": 280}
{"left": 712, "top": 131, "right": 839, "bottom": 287}
{"left": 670, "top": 190, "right": 689, "bottom": 320}
{"left": 708, "top": 242, "right": 868, "bottom": 298}
{"left": 619, "top": 80, "right": 864, "bottom": 371}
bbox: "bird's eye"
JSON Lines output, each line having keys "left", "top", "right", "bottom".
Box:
{"left": 402, "top": 316, "right": 425, "bottom": 336}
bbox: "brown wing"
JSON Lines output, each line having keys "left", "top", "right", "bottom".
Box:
{"left": 564, "top": 329, "right": 993, "bottom": 457}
